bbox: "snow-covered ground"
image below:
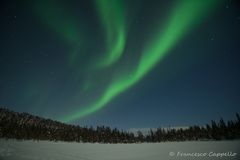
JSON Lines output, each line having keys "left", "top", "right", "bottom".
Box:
{"left": 0, "top": 139, "right": 239, "bottom": 160}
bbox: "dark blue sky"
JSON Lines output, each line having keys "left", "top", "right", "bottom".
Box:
{"left": 0, "top": 0, "right": 240, "bottom": 129}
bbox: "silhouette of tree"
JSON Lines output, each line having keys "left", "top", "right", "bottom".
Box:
{"left": 0, "top": 108, "right": 239, "bottom": 143}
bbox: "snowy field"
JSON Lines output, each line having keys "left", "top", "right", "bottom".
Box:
{"left": 0, "top": 139, "right": 239, "bottom": 160}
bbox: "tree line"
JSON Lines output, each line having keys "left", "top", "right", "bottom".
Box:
{"left": 0, "top": 108, "right": 239, "bottom": 143}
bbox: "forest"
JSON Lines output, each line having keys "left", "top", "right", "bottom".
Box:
{"left": 0, "top": 108, "right": 240, "bottom": 143}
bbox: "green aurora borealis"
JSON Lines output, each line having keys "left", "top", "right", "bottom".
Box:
{"left": 95, "top": 0, "right": 126, "bottom": 68}
{"left": 46, "top": 0, "right": 220, "bottom": 122}
{"left": 3, "top": 0, "right": 240, "bottom": 128}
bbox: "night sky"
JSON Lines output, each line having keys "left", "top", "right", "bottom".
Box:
{"left": 1, "top": 0, "right": 240, "bottom": 129}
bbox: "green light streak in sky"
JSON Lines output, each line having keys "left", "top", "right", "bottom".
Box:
{"left": 62, "top": 0, "right": 219, "bottom": 122}
{"left": 35, "top": 1, "right": 82, "bottom": 46}
{"left": 95, "top": 0, "right": 126, "bottom": 67}
{"left": 35, "top": 0, "right": 85, "bottom": 67}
